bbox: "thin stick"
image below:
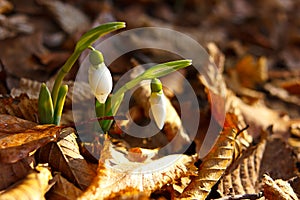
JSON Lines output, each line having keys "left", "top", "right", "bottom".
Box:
{"left": 213, "top": 192, "right": 263, "bottom": 200}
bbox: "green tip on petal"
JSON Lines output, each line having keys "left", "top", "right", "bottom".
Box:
{"left": 89, "top": 49, "right": 104, "bottom": 65}
{"left": 151, "top": 78, "right": 162, "bottom": 93}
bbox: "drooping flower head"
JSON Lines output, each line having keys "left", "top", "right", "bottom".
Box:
{"left": 88, "top": 49, "right": 112, "bottom": 104}
{"left": 150, "top": 78, "right": 166, "bottom": 130}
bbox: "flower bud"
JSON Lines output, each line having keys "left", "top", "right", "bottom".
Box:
{"left": 88, "top": 49, "right": 112, "bottom": 104}
{"left": 150, "top": 78, "right": 166, "bottom": 130}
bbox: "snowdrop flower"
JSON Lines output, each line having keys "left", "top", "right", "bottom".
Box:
{"left": 150, "top": 78, "right": 166, "bottom": 130}
{"left": 88, "top": 49, "right": 112, "bottom": 104}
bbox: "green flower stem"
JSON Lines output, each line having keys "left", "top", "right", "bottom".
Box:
{"left": 38, "top": 83, "right": 54, "bottom": 124}
{"left": 101, "top": 59, "right": 192, "bottom": 131}
{"left": 51, "top": 51, "right": 80, "bottom": 109}
{"left": 53, "top": 85, "right": 68, "bottom": 125}
{"left": 51, "top": 22, "right": 125, "bottom": 109}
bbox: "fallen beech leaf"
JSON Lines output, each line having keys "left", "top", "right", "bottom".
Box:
{"left": 262, "top": 174, "right": 298, "bottom": 200}
{"left": 0, "top": 94, "right": 38, "bottom": 123}
{"left": 180, "top": 113, "right": 241, "bottom": 199}
{"left": 0, "top": 0, "right": 13, "bottom": 14}
{"left": 37, "top": 0, "right": 90, "bottom": 34}
{"left": 38, "top": 128, "right": 96, "bottom": 190}
{"left": 264, "top": 82, "right": 300, "bottom": 107}
{"left": 11, "top": 78, "right": 93, "bottom": 106}
{"left": 0, "top": 14, "right": 34, "bottom": 40}
{"left": 46, "top": 173, "right": 83, "bottom": 200}
{"left": 218, "top": 132, "right": 267, "bottom": 196}
{"left": 234, "top": 55, "right": 268, "bottom": 89}
{"left": 0, "top": 164, "right": 52, "bottom": 199}
{"left": 0, "top": 124, "right": 61, "bottom": 163}
{"left": 0, "top": 114, "right": 36, "bottom": 135}
{"left": 197, "top": 43, "right": 227, "bottom": 158}
{"left": 259, "top": 135, "right": 298, "bottom": 180}
{"left": 227, "top": 94, "right": 290, "bottom": 138}
{"left": 0, "top": 156, "right": 35, "bottom": 190}
{"left": 79, "top": 138, "right": 195, "bottom": 200}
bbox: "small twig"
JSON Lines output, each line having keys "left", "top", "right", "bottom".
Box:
{"left": 212, "top": 192, "right": 263, "bottom": 200}
{"left": 236, "top": 124, "right": 250, "bottom": 137}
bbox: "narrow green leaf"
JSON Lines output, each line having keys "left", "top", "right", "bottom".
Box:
{"left": 38, "top": 83, "right": 54, "bottom": 124}
{"left": 141, "top": 60, "right": 192, "bottom": 79}
{"left": 75, "top": 22, "right": 126, "bottom": 52}
{"left": 51, "top": 22, "right": 126, "bottom": 109}
{"left": 53, "top": 85, "right": 68, "bottom": 125}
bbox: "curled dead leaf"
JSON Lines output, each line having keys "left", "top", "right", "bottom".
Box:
{"left": 37, "top": 128, "right": 96, "bottom": 190}
{"left": 180, "top": 113, "right": 241, "bottom": 199}
{"left": 0, "top": 164, "right": 52, "bottom": 200}
{"left": 0, "top": 123, "right": 62, "bottom": 163}
{"left": 46, "top": 173, "right": 83, "bottom": 200}
{"left": 79, "top": 138, "right": 195, "bottom": 200}
{"left": 0, "top": 94, "right": 38, "bottom": 123}
{"left": 263, "top": 174, "right": 299, "bottom": 200}
{"left": 0, "top": 156, "right": 35, "bottom": 190}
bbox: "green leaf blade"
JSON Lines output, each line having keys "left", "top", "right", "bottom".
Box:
{"left": 142, "top": 60, "right": 192, "bottom": 79}
{"left": 75, "top": 22, "right": 126, "bottom": 52}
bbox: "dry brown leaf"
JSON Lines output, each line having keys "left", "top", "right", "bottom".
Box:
{"left": 180, "top": 113, "right": 241, "bottom": 199}
{"left": 38, "top": 128, "right": 96, "bottom": 190}
{"left": 36, "top": 0, "right": 90, "bottom": 34}
{"left": 0, "top": 164, "right": 52, "bottom": 200}
{"left": 11, "top": 78, "right": 93, "bottom": 105}
{"left": 0, "top": 94, "right": 38, "bottom": 122}
{"left": 46, "top": 173, "right": 83, "bottom": 200}
{"left": 235, "top": 55, "right": 268, "bottom": 89}
{"left": 227, "top": 94, "right": 290, "bottom": 138}
{"left": 0, "top": 114, "right": 37, "bottom": 135}
{"left": 79, "top": 138, "right": 195, "bottom": 200}
{"left": 0, "top": 14, "right": 34, "bottom": 40}
{"left": 196, "top": 43, "right": 228, "bottom": 158}
{"left": 0, "top": 123, "right": 61, "bottom": 164}
{"left": 0, "top": 0, "right": 13, "bottom": 14}
{"left": 218, "top": 132, "right": 267, "bottom": 196}
{"left": 263, "top": 174, "right": 299, "bottom": 200}
{"left": 259, "top": 135, "right": 298, "bottom": 180}
{"left": 218, "top": 128, "right": 298, "bottom": 198}
{"left": 0, "top": 156, "right": 35, "bottom": 190}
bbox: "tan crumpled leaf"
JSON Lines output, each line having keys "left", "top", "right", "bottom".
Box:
{"left": 0, "top": 0, "right": 13, "bottom": 14}
{"left": 196, "top": 43, "right": 228, "bottom": 158}
{"left": 227, "top": 93, "right": 290, "bottom": 138}
{"left": 11, "top": 78, "right": 93, "bottom": 106}
{"left": 234, "top": 55, "right": 268, "bottom": 89}
{"left": 0, "top": 164, "right": 52, "bottom": 200}
{"left": 46, "top": 173, "right": 83, "bottom": 200}
{"left": 38, "top": 128, "right": 96, "bottom": 190}
{"left": 264, "top": 81, "right": 300, "bottom": 107}
{"left": 0, "top": 94, "right": 38, "bottom": 122}
{"left": 0, "top": 156, "right": 35, "bottom": 190}
{"left": 79, "top": 138, "right": 195, "bottom": 200}
{"left": 180, "top": 113, "right": 241, "bottom": 199}
{"left": 0, "top": 114, "right": 37, "bottom": 135}
{"left": 218, "top": 132, "right": 267, "bottom": 196}
{"left": 0, "top": 120, "right": 61, "bottom": 164}
{"left": 0, "top": 14, "right": 34, "bottom": 40}
{"left": 263, "top": 174, "right": 299, "bottom": 200}
{"left": 36, "top": 0, "right": 90, "bottom": 34}
{"left": 218, "top": 128, "right": 298, "bottom": 197}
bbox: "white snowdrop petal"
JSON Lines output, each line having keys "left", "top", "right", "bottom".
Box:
{"left": 88, "top": 63, "right": 112, "bottom": 103}
{"left": 150, "top": 93, "right": 167, "bottom": 130}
